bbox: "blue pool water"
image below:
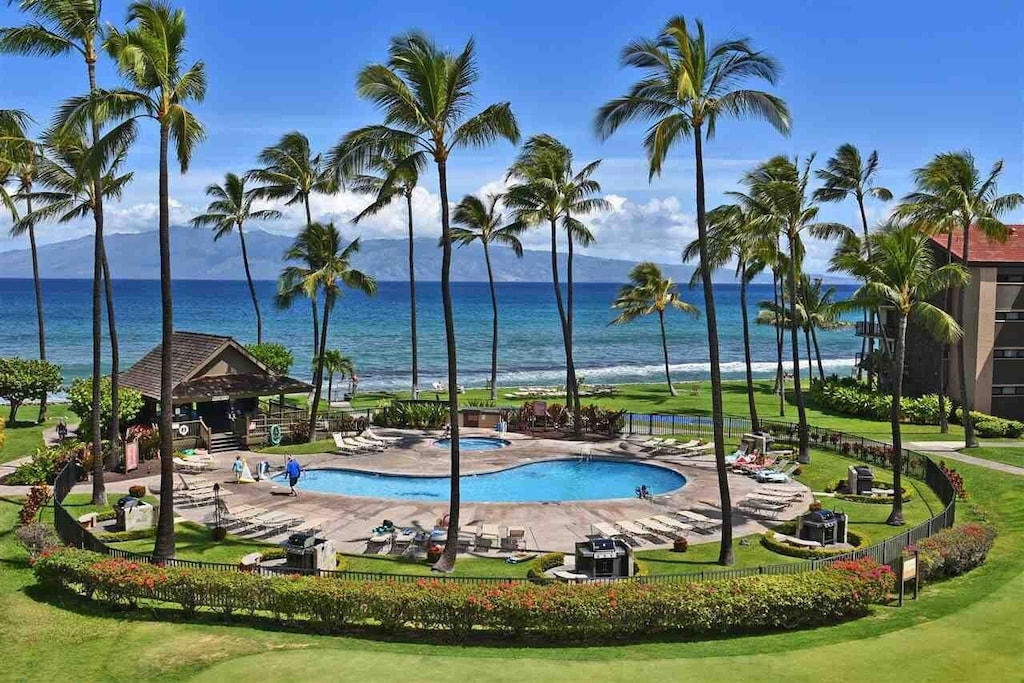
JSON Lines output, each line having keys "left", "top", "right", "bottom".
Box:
{"left": 432, "top": 437, "right": 510, "bottom": 451}
{"left": 278, "top": 459, "right": 686, "bottom": 502}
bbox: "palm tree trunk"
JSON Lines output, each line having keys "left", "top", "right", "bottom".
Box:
{"left": 434, "top": 157, "right": 462, "bottom": 573}
{"left": 484, "top": 241, "right": 499, "bottom": 401}
{"left": 237, "top": 223, "right": 262, "bottom": 344}
{"left": 887, "top": 311, "right": 908, "bottom": 525}
{"left": 804, "top": 326, "right": 813, "bottom": 384}
{"left": 958, "top": 222, "right": 977, "bottom": 447}
{"left": 566, "top": 223, "right": 581, "bottom": 435}
{"left": 938, "top": 230, "right": 954, "bottom": 433}
{"left": 406, "top": 191, "right": 419, "bottom": 399}
{"left": 787, "top": 231, "right": 810, "bottom": 464}
{"left": 694, "top": 129, "right": 733, "bottom": 566}
{"left": 739, "top": 269, "right": 758, "bottom": 429}
{"left": 87, "top": 57, "right": 106, "bottom": 506}
{"left": 308, "top": 296, "right": 331, "bottom": 442}
{"left": 857, "top": 196, "right": 874, "bottom": 387}
{"left": 548, "top": 218, "right": 573, "bottom": 426}
{"left": 102, "top": 250, "right": 120, "bottom": 471}
{"left": 658, "top": 309, "right": 676, "bottom": 396}
{"left": 24, "top": 193, "right": 48, "bottom": 424}
{"left": 811, "top": 324, "right": 825, "bottom": 381}
{"left": 327, "top": 370, "right": 333, "bottom": 406}
{"left": 303, "top": 196, "right": 319, "bottom": 361}
{"left": 154, "top": 121, "right": 176, "bottom": 560}
{"left": 774, "top": 265, "right": 786, "bottom": 416}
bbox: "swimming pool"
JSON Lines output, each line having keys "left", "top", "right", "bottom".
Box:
{"left": 432, "top": 436, "right": 510, "bottom": 451}
{"left": 278, "top": 459, "right": 686, "bottom": 502}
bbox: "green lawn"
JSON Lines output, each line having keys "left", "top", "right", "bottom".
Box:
{"left": 0, "top": 404, "right": 75, "bottom": 465}
{"left": 958, "top": 447, "right": 1024, "bottom": 469}
{"left": 257, "top": 438, "right": 337, "bottom": 455}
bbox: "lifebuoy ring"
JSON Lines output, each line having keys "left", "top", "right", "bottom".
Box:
{"left": 268, "top": 424, "right": 283, "bottom": 446}
{"left": 177, "top": 424, "right": 189, "bottom": 437}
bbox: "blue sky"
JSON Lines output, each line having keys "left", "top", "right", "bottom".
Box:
{"left": 1, "top": 0, "right": 1022, "bottom": 273}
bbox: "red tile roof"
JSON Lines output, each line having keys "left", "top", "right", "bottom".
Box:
{"left": 929, "top": 225, "right": 1024, "bottom": 264}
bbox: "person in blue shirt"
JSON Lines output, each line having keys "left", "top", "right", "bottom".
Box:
{"left": 285, "top": 456, "right": 302, "bottom": 496}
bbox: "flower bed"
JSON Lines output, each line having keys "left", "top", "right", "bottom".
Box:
{"left": 33, "top": 548, "right": 892, "bottom": 640}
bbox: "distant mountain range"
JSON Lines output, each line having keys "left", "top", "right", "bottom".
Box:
{"left": 0, "top": 227, "right": 850, "bottom": 283}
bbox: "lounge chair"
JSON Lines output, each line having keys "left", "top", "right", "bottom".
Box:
{"left": 246, "top": 511, "right": 302, "bottom": 535}
{"left": 457, "top": 529, "right": 475, "bottom": 552}
{"left": 344, "top": 436, "right": 384, "bottom": 452}
{"left": 218, "top": 504, "right": 266, "bottom": 528}
{"left": 750, "top": 489, "right": 801, "bottom": 502}
{"left": 593, "top": 521, "right": 639, "bottom": 547}
{"left": 291, "top": 517, "right": 326, "bottom": 535}
{"left": 475, "top": 524, "right": 500, "bottom": 550}
{"left": 682, "top": 442, "right": 716, "bottom": 455}
{"left": 616, "top": 520, "right": 665, "bottom": 543}
{"left": 652, "top": 515, "right": 693, "bottom": 534}
{"left": 502, "top": 526, "right": 527, "bottom": 551}
{"left": 173, "top": 457, "right": 209, "bottom": 473}
{"left": 738, "top": 498, "right": 786, "bottom": 518}
{"left": 636, "top": 518, "right": 684, "bottom": 539}
{"left": 672, "top": 509, "right": 721, "bottom": 534}
{"left": 362, "top": 428, "right": 401, "bottom": 444}
{"left": 390, "top": 528, "right": 417, "bottom": 555}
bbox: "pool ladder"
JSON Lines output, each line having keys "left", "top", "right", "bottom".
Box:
{"left": 578, "top": 445, "right": 592, "bottom": 462}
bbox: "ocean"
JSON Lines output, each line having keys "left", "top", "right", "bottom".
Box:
{"left": 0, "top": 278, "right": 861, "bottom": 392}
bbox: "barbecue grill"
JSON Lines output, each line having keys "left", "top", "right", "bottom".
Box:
{"left": 574, "top": 538, "right": 633, "bottom": 578}
{"left": 281, "top": 535, "right": 336, "bottom": 571}
{"left": 848, "top": 465, "right": 874, "bottom": 495}
{"left": 798, "top": 509, "right": 848, "bottom": 546}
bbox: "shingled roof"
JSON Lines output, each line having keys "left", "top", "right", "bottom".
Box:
{"left": 118, "top": 331, "right": 310, "bottom": 402}
{"left": 929, "top": 225, "right": 1024, "bottom": 265}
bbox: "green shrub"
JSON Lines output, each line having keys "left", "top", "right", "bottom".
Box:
{"left": 68, "top": 376, "right": 143, "bottom": 441}
{"left": 373, "top": 401, "right": 448, "bottom": 429}
{"left": 526, "top": 552, "right": 566, "bottom": 583}
{"left": 809, "top": 378, "right": 941, "bottom": 424}
{"left": 33, "top": 547, "right": 891, "bottom": 640}
{"left": 5, "top": 440, "right": 88, "bottom": 486}
{"left": 952, "top": 409, "right": 1024, "bottom": 438}
{"left": 912, "top": 523, "right": 997, "bottom": 582}
{"left": 95, "top": 527, "right": 157, "bottom": 543}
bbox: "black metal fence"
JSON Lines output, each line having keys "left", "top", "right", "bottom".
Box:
{"left": 49, "top": 410, "right": 957, "bottom": 585}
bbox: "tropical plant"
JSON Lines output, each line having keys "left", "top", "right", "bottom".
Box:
{"left": 452, "top": 193, "right": 525, "bottom": 400}
{"left": 191, "top": 172, "right": 281, "bottom": 344}
{"left": 340, "top": 31, "right": 518, "bottom": 571}
{"left": 729, "top": 155, "right": 851, "bottom": 464}
{"left": 893, "top": 151, "right": 1023, "bottom": 447}
{"left": 610, "top": 262, "right": 699, "bottom": 395}
{"left": 799, "top": 276, "right": 847, "bottom": 381}
{"left": 505, "top": 134, "right": 606, "bottom": 432}
{"left": 97, "top": 0, "right": 207, "bottom": 559}
{"left": 691, "top": 203, "right": 771, "bottom": 427}
{"left": 814, "top": 144, "right": 892, "bottom": 389}
{"left": 321, "top": 349, "right": 355, "bottom": 403}
{"left": 67, "top": 375, "right": 143, "bottom": 441}
{"left": 595, "top": 16, "right": 789, "bottom": 565}
{"left": 832, "top": 225, "right": 967, "bottom": 524}
{"left": 248, "top": 131, "right": 336, "bottom": 358}
{"left": 330, "top": 136, "right": 425, "bottom": 398}
{"left": 245, "top": 342, "right": 294, "bottom": 375}
{"left": 1, "top": 0, "right": 124, "bottom": 505}
{"left": 280, "top": 222, "right": 376, "bottom": 440}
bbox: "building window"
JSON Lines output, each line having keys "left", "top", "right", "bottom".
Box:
{"left": 992, "top": 385, "right": 1024, "bottom": 396}
{"left": 995, "top": 311, "right": 1024, "bottom": 321}
{"left": 998, "top": 273, "right": 1024, "bottom": 283}
{"left": 995, "top": 349, "right": 1024, "bottom": 359}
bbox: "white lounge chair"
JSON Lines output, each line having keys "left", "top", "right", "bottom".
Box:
{"left": 503, "top": 526, "right": 527, "bottom": 551}
{"left": 593, "top": 521, "right": 639, "bottom": 547}
{"left": 475, "top": 524, "right": 500, "bottom": 550}
{"left": 616, "top": 520, "right": 665, "bottom": 543}
{"left": 652, "top": 515, "right": 693, "bottom": 533}
{"left": 363, "top": 428, "right": 401, "bottom": 444}
{"left": 636, "top": 518, "right": 684, "bottom": 539}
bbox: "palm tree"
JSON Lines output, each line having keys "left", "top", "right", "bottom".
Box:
{"left": 504, "top": 134, "right": 606, "bottom": 431}
{"left": 96, "top": 0, "right": 206, "bottom": 558}
{"left": 894, "top": 152, "right": 1023, "bottom": 448}
{"left": 248, "top": 131, "right": 336, "bottom": 359}
{"left": 329, "top": 137, "right": 425, "bottom": 398}
{"left": 800, "top": 276, "right": 847, "bottom": 381}
{"left": 321, "top": 349, "right": 355, "bottom": 404}
{"left": 595, "top": 16, "right": 789, "bottom": 565}
{"left": 2, "top": 0, "right": 123, "bottom": 505}
{"left": 451, "top": 193, "right": 525, "bottom": 400}
{"left": 815, "top": 145, "right": 893, "bottom": 389}
{"left": 610, "top": 262, "right": 699, "bottom": 395}
{"left": 1, "top": 124, "right": 49, "bottom": 425}
{"left": 833, "top": 226, "right": 966, "bottom": 524}
{"left": 691, "top": 203, "right": 770, "bottom": 428}
{"left": 191, "top": 173, "right": 281, "bottom": 344}
{"left": 282, "top": 223, "right": 376, "bottom": 441}
{"left": 341, "top": 31, "right": 518, "bottom": 571}
{"left": 730, "top": 156, "right": 851, "bottom": 464}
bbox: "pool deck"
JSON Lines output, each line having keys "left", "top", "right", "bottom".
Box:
{"left": 166, "top": 428, "right": 810, "bottom": 554}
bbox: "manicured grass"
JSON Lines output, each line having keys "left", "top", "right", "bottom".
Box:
{"left": 0, "top": 404, "right": 75, "bottom": 464}
{"left": 959, "top": 447, "right": 1024, "bottom": 469}
{"left": 109, "top": 522, "right": 274, "bottom": 564}
{"left": 257, "top": 438, "right": 337, "bottom": 455}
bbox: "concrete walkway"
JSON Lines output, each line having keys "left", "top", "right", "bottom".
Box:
{"left": 896, "top": 441, "right": 1024, "bottom": 477}
{"left": 920, "top": 450, "right": 1024, "bottom": 476}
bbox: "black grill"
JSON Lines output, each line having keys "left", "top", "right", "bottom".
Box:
{"left": 590, "top": 538, "right": 615, "bottom": 552}
{"left": 806, "top": 510, "right": 836, "bottom": 524}
{"left": 286, "top": 533, "right": 316, "bottom": 549}
{"left": 116, "top": 496, "right": 141, "bottom": 510}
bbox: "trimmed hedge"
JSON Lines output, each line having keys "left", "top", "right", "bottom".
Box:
{"left": 33, "top": 548, "right": 892, "bottom": 640}
{"left": 911, "top": 523, "right": 997, "bottom": 583}
{"left": 761, "top": 521, "right": 869, "bottom": 560}
{"left": 526, "top": 552, "right": 567, "bottom": 583}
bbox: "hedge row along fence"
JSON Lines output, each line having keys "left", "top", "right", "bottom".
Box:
{"left": 50, "top": 413, "right": 957, "bottom": 585}
{"left": 32, "top": 548, "right": 893, "bottom": 640}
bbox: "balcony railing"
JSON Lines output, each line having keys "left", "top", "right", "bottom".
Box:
{"left": 855, "top": 321, "right": 895, "bottom": 338}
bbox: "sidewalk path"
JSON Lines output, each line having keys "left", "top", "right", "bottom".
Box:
{"left": 922, "top": 450, "right": 1024, "bottom": 477}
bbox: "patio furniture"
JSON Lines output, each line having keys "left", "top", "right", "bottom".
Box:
{"left": 593, "top": 521, "right": 640, "bottom": 547}
{"left": 475, "top": 524, "right": 500, "bottom": 550}
{"left": 652, "top": 515, "right": 693, "bottom": 533}
{"left": 616, "top": 519, "right": 664, "bottom": 543}
{"left": 503, "top": 526, "right": 527, "bottom": 551}
{"left": 636, "top": 518, "right": 684, "bottom": 539}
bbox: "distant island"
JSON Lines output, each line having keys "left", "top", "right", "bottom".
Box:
{"left": 0, "top": 227, "right": 851, "bottom": 283}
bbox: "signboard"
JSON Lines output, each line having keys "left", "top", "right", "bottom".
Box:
{"left": 898, "top": 552, "right": 920, "bottom": 605}
{"left": 533, "top": 401, "right": 547, "bottom": 417}
{"left": 124, "top": 440, "right": 139, "bottom": 473}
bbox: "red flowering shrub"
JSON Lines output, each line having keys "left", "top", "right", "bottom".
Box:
{"left": 34, "top": 547, "right": 891, "bottom": 639}
{"left": 938, "top": 461, "right": 968, "bottom": 500}
{"left": 18, "top": 484, "right": 51, "bottom": 526}
{"left": 912, "top": 523, "right": 996, "bottom": 582}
